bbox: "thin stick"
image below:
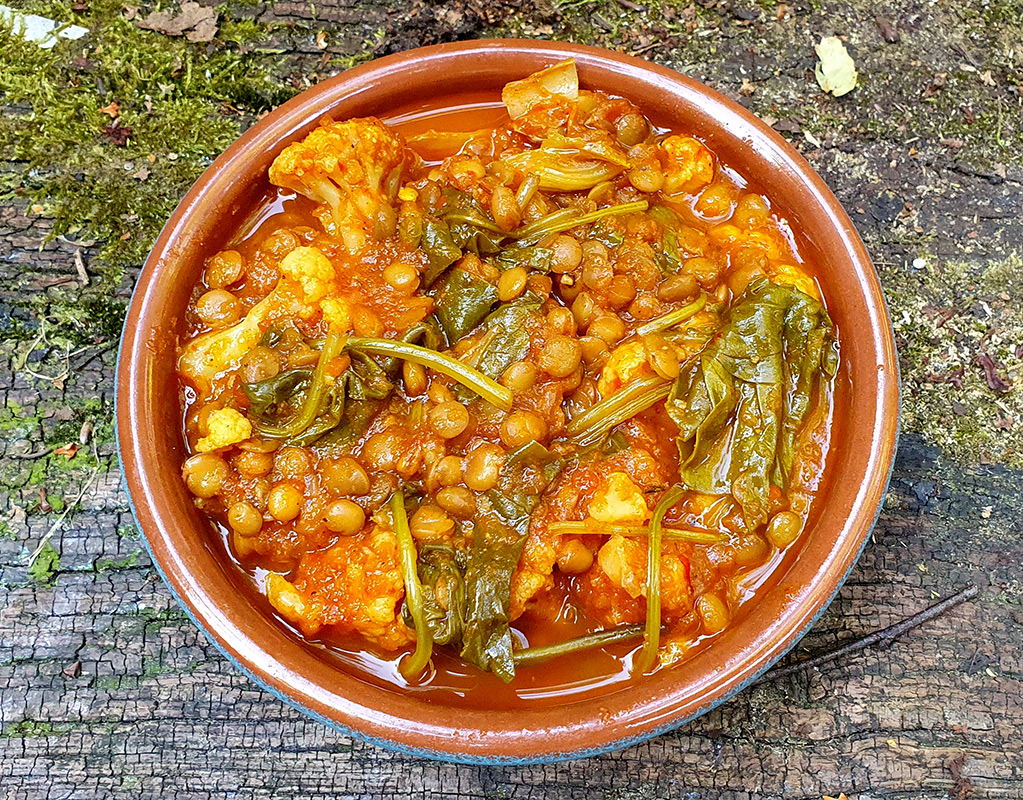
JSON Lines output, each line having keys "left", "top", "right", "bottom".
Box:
{"left": 26, "top": 462, "right": 101, "bottom": 567}
{"left": 756, "top": 584, "right": 979, "bottom": 684}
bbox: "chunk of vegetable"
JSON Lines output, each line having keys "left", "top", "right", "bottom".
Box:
{"left": 636, "top": 485, "right": 685, "bottom": 674}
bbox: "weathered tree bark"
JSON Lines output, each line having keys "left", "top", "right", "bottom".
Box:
{"left": 2, "top": 0, "right": 1021, "bottom": 798}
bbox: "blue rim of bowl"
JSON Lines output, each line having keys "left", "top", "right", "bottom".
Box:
{"left": 116, "top": 38, "right": 901, "bottom": 764}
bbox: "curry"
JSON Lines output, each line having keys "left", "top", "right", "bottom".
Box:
{"left": 176, "top": 60, "right": 838, "bottom": 700}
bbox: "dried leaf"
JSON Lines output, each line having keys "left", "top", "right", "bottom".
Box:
{"left": 976, "top": 351, "right": 1011, "bottom": 394}
{"left": 54, "top": 443, "right": 80, "bottom": 459}
{"left": 102, "top": 122, "right": 132, "bottom": 146}
{"left": 814, "top": 36, "right": 858, "bottom": 97}
{"left": 98, "top": 100, "right": 119, "bottom": 117}
{"left": 136, "top": 1, "right": 217, "bottom": 43}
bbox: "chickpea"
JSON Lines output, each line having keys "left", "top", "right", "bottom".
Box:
{"left": 183, "top": 453, "right": 229, "bottom": 499}
{"left": 394, "top": 440, "right": 425, "bottom": 480}
{"left": 361, "top": 430, "right": 403, "bottom": 472}
{"left": 587, "top": 314, "right": 627, "bottom": 346}
{"left": 263, "top": 229, "right": 298, "bottom": 259}
{"left": 228, "top": 501, "right": 263, "bottom": 537}
{"left": 606, "top": 275, "right": 638, "bottom": 310}
{"left": 352, "top": 306, "right": 384, "bottom": 337}
{"left": 500, "top": 410, "right": 549, "bottom": 448}
{"left": 234, "top": 449, "right": 274, "bottom": 478}
{"left": 195, "top": 289, "right": 241, "bottom": 328}
{"left": 696, "top": 593, "right": 730, "bottom": 634}
{"left": 550, "top": 235, "right": 583, "bottom": 273}
{"left": 238, "top": 346, "right": 280, "bottom": 384}
{"left": 464, "top": 443, "right": 506, "bottom": 492}
{"left": 766, "top": 511, "right": 802, "bottom": 548}
{"left": 733, "top": 192, "right": 771, "bottom": 228}
{"left": 428, "top": 455, "right": 463, "bottom": 489}
{"left": 427, "top": 382, "right": 454, "bottom": 405}
{"left": 410, "top": 503, "right": 455, "bottom": 540}
{"left": 429, "top": 401, "right": 470, "bottom": 439}
{"left": 615, "top": 112, "right": 650, "bottom": 147}
{"left": 403, "top": 361, "right": 427, "bottom": 397}
{"left": 498, "top": 266, "right": 528, "bottom": 302}
{"left": 731, "top": 532, "right": 770, "bottom": 567}
{"left": 383, "top": 262, "right": 420, "bottom": 294}
{"left": 557, "top": 274, "right": 582, "bottom": 304}
{"left": 205, "top": 250, "right": 245, "bottom": 288}
{"left": 268, "top": 483, "right": 303, "bottom": 522}
{"left": 436, "top": 486, "right": 477, "bottom": 519}
{"left": 325, "top": 499, "right": 366, "bottom": 535}
{"left": 321, "top": 456, "right": 371, "bottom": 496}
{"left": 275, "top": 446, "right": 311, "bottom": 479}
{"left": 684, "top": 256, "right": 722, "bottom": 288}
{"left": 695, "top": 182, "right": 736, "bottom": 219}
{"left": 500, "top": 361, "right": 538, "bottom": 394}
{"left": 527, "top": 273, "right": 553, "bottom": 300}
{"left": 627, "top": 162, "right": 665, "bottom": 193}
{"left": 546, "top": 306, "right": 576, "bottom": 336}
{"left": 539, "top": 335, "right": 582, "bottom": 378}
{"left": 579, "top": 335, "right": 610, "bottom": 366}
{"left": 644, "top": 334, "right": 680, "bottom": 380}
{"left": 571, "top": 291, "right": 597, "bottom": 331}
{"left": 582, "top": 258, "right": 613, "bottom": 292}
{"left": 491, "top": 185, "right": 522, "bottom": 232}
{"left": 628, "top": 294, "right": 660, "bottom": 321}
{"left": 658, "top": 273, "right": 699, "bottom": 303}
{"left": 557, "top": 539, "right": 594, "bottom": 574}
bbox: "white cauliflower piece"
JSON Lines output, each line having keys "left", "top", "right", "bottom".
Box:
{"left": 196, "top": 408, "right": 252, "bottom": 452}
{"left": 589, "top": 472, "right": 650, "bottom": 524}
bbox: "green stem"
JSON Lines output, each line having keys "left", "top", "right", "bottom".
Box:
{"left": 512, "top": 200, "right": 649, "bottom": 246}
{"left": 253, "top": 328, "right": 346, "bottom": 438}
{"left": 512, "top": 624, "right": 645, "bottom": 667}
{"left": 634, "top": 295, "right": 707, "bottom": 337}
{"left": 565, "top": 374, "right": 670, "bottom": 446}
{"left": 391, "top": 492, "right": 433, "bottom": 681}
{"left": 348, "top": 337, "right": 513, "bottom": 411}
{"left": 636, "top": 485, "right": 686, "bottom": 674}
{"left": 548, "top": 520, "right": 726, "bottom": 545}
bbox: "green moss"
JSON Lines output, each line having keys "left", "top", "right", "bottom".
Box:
{"left": 94, "top": 551, "right": 141, "bottom": 572}
{"left": 2, "top": 720, "right": 60, "bottom": 738}
{"left": 28, "top": 541, "right": 61, "bottom": 584}
{"left": 0, "top": 0, "right": 299, "bottom": 280}
{"left": 0, "top": 521, "right": 13, "bottom": 540}
{"left": 887, "top": 253, "right": 1023, "bottom": 466}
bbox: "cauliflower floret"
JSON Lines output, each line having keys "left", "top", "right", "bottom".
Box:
{"left": 598, "top": 340, "right": 653, "bottom": 397}
{"left": 269, "top": 117, "right": 408, "bottom": 254}
{"left": 279, "top": 246, "right": 335, "bottom": 305}
{"left": 659, "top": 135, "right": 715, "bottom": 195}
{"left": 178, "top": 245, "right": 348, "bottom": 389}
{"left": 195, "top": 408, "right": 251, "bottom": 452}
{"left": 589, "top": 472, "right": 650, "bottom": 524}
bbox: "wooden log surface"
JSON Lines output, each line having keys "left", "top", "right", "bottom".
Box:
{"left": 1, "top": 1, "right": 1021, "bottom": 797}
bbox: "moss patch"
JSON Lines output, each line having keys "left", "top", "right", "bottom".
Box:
{"left": 888, "top": 253, "right": 1023, "bottom": 466}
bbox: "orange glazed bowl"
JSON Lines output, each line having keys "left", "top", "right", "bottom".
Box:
{"left": 117, "top": 40, "right": 899, "bottom": 763}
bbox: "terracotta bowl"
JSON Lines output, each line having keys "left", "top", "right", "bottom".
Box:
{"left": 117, "top": 39, "right": 899, "bottom": 763}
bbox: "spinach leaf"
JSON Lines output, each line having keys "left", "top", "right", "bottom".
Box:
{"left": 495, "top": 246, "right": 553, "bottom": 273}
{"left": 242, "top": 368, "right": 312, "bottom": 422}
{"left": 473, "top": 294, "right": 543, "bottom": 380}
{"left": 459, "top": 442, "right": 564, "bottom": 682}
{"left": 421, "top": 219, "right": 462, "bottom": 287}
{"left": 433, "top": 267, "right": 499, "bottom": 341}
{"left": 667, "top": 279, "right": 836, "bottom": 530}
{"left": 413, "top": 543, "right": 466, "bottom": 647}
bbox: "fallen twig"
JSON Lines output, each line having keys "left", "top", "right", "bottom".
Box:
{"left": 756, "top": 584, "right": 980, "bottom": 684}
{"left": 26, "top": 461, "right": 101, "bottom": 570}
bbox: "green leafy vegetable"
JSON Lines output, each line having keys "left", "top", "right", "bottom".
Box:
{"left": 460, "top": 442, "right": 564, "bottom": 682}
{"left": 636, "top": 485, "right": 685, "bottom": 674}
{"left": 461, "top": 294, "right": 543, "bottom": 380}
{"left": 667, "top": 279, "right": 837, "bottom": 529}
{"left": 495, "top": 246, "right": 553, "bottom": 273}
{"left": 635, "top": 295, "right": 707, "bottom": 337}
{"left": 547, "top": 520, "right": 726, "bottom": 545}
{"left": 347, "top": 337, "right": 514, "bottom": 411}
{"left": 513, "top": 200, "right": 649, "bottom": 247}
{"left": 513, "top": 624, "right": 645, "bottom": 667}
{"left": 243, "top": 368, "right": 312, "bottom": 421}
{"left": 565, "top": 373, "right": 672, "bottom": 447}
{"left": 247, "top": 329, "right": 347, "bottom": 440}
{"left": 391, "top": 491, "right": 433, "bottom": 680}
{"left": 414, "top": 543, "right": 466, "bottom": 646}
{"left": 421, "top": 218, "right": 462, "bottom": 287}
{"left": 432, "top": 268, "right": 499, "bottom": 341}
